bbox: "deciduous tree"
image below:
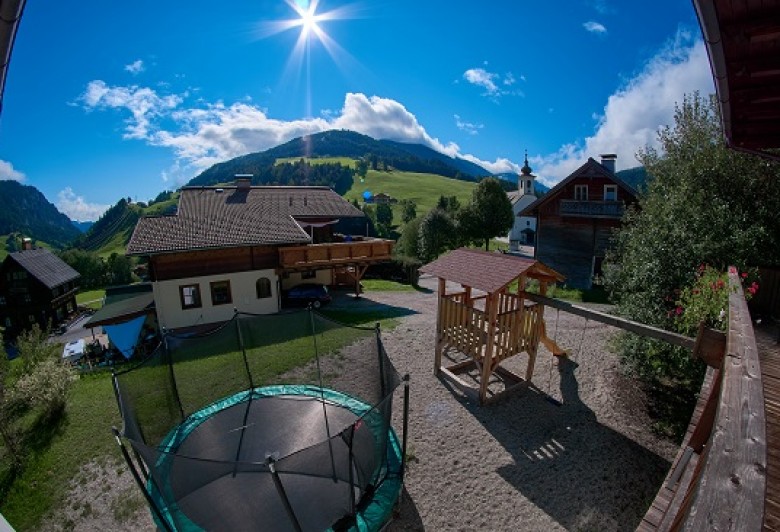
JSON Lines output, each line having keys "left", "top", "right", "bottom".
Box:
{"left": 460, "top": 178, "right": 514, "bottom": 250}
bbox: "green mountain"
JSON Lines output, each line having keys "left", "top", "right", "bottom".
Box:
{"left": 615, "top": 165, "right": 649, "bottom": 192}
{"left": 0, "top": 180, "right": 81, "bottom": 248}
{"left": 187, "top": 130, "right": 490, "bottom": 188}
{"left": 75, "top": 193, "right": 179, "bottom": 257}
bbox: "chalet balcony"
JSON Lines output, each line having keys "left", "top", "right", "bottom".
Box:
{"left": 559, "top": 199, "right": 625, "bottom": 218}
{"left": 278, "top": 238, "right": 393, "bottom": 271}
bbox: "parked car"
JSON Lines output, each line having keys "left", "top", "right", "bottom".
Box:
{"left": 283, "top": 283, "right": 332, "bottom": 309}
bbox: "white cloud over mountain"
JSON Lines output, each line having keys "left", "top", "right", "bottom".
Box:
{"left": 0, "top": 160, "right": 25, "bottom": 182}
{"left": 533, "top": 33, "right": 713, "bottom": 186}
{"left": 77, "top": 32, "right": 713, "bottom": 187}
{"left": 57, "top": 187, "right": 111, "bottom": 222}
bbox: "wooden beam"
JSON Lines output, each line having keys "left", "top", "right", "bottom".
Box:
{"left": 434, "top": 277, "right": 446, "bottom": 375}
{"left": 523, "top": 292, "right": 697, "bottom": 350}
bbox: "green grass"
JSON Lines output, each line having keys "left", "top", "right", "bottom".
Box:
{"left": 76, "top": 289, "right": 106, "bottom": 310}
{"left": 519, "top": 280, "right": 611, "bottom": 304}
{"left": 275, "top": 156, "right": 358, "bottom": 169}
{"left": 0, "top": 373, "right": 121, "bottom": 530}
{"left": 344, "top": 169, "right": 477, "bottom": 220}
{"left": 0, "top": 308, "right": 401, "bottom": 529}
{"left": 361, "top": 279, "right": 417, "bottom": 292}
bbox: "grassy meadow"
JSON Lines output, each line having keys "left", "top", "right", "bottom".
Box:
{"left": 0, "top": 308, "right": 399, "bottom": 530}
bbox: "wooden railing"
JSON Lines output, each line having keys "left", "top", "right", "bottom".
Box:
{"left": 638, "top": 267, "right": 766, "bottom": 531}
{"left": 278, "top": 239, "right": 393, "bottom": 269}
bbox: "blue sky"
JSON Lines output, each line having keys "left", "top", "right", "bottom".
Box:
{"left": 0, "top": 1, "right": 713, "bottom": 221}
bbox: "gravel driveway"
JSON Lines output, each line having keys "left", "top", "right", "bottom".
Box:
{"left": 43, "top": 274, "right": 677, "bottom": 531}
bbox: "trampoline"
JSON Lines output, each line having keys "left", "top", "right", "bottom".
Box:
{"left": 112, "top": 311, "right": 409, "bottom": 532}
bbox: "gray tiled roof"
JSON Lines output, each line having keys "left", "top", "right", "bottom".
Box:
{"left": 9, "top": 248, "right": 80, "bottom": 289}
{"left": 127, "top": 186, "right": 364, "bottom": 255}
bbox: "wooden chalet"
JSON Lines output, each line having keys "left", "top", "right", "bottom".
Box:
{"left": 421, "top": 248, "right": 565, "bottom": 405}
{"left": 0, "top": 246, "right": 80, "bottom": 337}
{"left": 126, "top": 179, "right": 393, "bottom": 331}
{"left": 519, "top": 154, "right": 638, "bottom": 289}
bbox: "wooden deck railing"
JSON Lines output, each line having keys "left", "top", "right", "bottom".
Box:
{"left": 639, "top": 267, "right": 767, "bottom": 531}
{"left": 278, "top": 239, "right": 393, "bottom": 270}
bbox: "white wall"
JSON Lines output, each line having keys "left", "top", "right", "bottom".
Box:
{"left": 153, "top": 269, "right": 279, "bottom": 330}
{"left": 280, "top": 269, "right": 333, "bottom": 291}
{"left": 509, "top": 195, "right": 537, "bottom": 249}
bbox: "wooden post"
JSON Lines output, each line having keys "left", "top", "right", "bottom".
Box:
{"left": 434, "top": 277, "right": 446, "bottom": 376}
{"left": 479, "top": 291, "right": 498, "bottom": 404}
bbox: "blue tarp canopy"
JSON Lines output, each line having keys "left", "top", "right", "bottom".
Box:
{"left": 104, "top": 315, "right": 146, "bottom": 360}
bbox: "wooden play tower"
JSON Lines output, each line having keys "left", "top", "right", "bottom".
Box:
{"left": 420, "top": 248, "right": 566, "bottom": 405}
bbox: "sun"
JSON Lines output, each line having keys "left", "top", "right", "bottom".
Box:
{"left": 299, "top": 7, "right": 319, "bottom": 36}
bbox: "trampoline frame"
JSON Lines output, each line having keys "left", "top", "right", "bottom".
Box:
{"left": 111, "top": 309, "right": 410, "bottom": 532}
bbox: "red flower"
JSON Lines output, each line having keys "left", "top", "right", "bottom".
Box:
{"left": 675, "top": 306, "right": 683, "bottom": 316}
{"left": 717, "top": 279, "right": 725, "bottom": 289}
{"left": 741, "top": 272, "right": 748, "bottom": 279}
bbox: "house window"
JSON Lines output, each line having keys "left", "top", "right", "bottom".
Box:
{"left": 604, "top": 185, "right": 617, "bottom": 202}
{"left": 179, "top": 284, "right": 202, "bottom": 309}
{"left": 4, "top": 317, "right": 11, "bottom": 328}
{"left": 574, "top": 185, "right": 588, "bottom": 201}
{"left": 301, "top": 270, "right": 316, "bottom": 280}
{"left": 28, "top": 314, "right": 36, "bottom": 323}
{"left": 210, "top": 280, "right": 232, "bottom": 306}
{"left": 256, "top": 278, "right": 272, "bottom": 299}
{"left": 23, "top": 294, "right": 31, "bottom": 304}
{"left": 0, "top": 296, "right": 5, "bottom": 305}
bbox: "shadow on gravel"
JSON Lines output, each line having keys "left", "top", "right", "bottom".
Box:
{"left": 388, "top": 486, "right": 425, "bottom": 531}
{"left": 445, "top": 357, "right": 670, "bottom": 531}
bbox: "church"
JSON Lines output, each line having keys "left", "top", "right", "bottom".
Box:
{"left": 506, "top": 152, "right": 538, "bottom": 250}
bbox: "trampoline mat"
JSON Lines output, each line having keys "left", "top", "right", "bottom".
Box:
{"left": 158, "top": 393, "right": 380, "bottom": 531}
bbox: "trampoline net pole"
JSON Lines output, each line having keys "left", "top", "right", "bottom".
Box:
{"left": 309, "top": 309, "right": 338, "bottom": 482}
{"left": 163, "top": 331, "right": 185, "bottom": 421}
{"left": 112, "top": 428, "right": 173, "bottom": 532}
{"left": 268, "top": 457, "right": 304, "bottom": 532}
{"left": 401, "top": 373, "right": 410, "bottom": 478}
{"left": 232, "top": 314, "right": 254, "bottom": 475}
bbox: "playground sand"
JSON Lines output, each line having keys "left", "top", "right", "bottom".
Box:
{"left": 41, "top": 274, "right": 677, "bottom": 531}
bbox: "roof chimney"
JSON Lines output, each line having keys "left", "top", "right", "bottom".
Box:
{"left": 235, "top": 174, "right": 252, "bottom": 190}
{"left": 600, "top": 154, "right": 617, "bottom": 174}
{"left": 22, "top": 237, "right": 32, "bottom": 251}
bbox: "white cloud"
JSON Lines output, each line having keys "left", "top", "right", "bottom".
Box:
{"left": 0, "top": 160, "right": 25, "bottom": 182}
{"left": 78, "top": 32, "right": 713, "bottom": 188}
{"left": 462, "top": 68, "right": 522, "bottom": 100}
{"left": 454, "top": 114, "right": 484, "bottom": 135}
{"left": 583, "top": 21, "right": 607, "bottom": 34}
{"left": 124, "top": 59, "right": 145, "bottom": 75}
{"left": 534, "top": 33, "right": 714, "bottom": 186}
{"left": 56, "top": 188, "right": 110, "bottom": 222}
{"left": 78, "top": 80, "right": 183, "bottom": 139}
{"left": 463, "top": 68, "right": 499, "bottom": 95}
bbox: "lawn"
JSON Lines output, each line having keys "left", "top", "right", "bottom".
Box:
{"left": 344, "top": 169, "right": 477, "bottom": 220}
{"left": 0, "top": 308, "right": 399, "bottom": 530}
{"left": 76, "top": 289, "right": 106, "bottom": 310}
{"left": 361, "top": 279, "right": 418, "bottom": 292}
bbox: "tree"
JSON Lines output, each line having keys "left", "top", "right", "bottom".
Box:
{"left": 106, "top": 253, "right": 133, "bottom": 286}
{"left": 376, "top": 203, "right": 393, "bottom": 227}
{"left": 400, "top": 199, "right": 417, "bottom": 224}
{"left": 460, "top": 178, "right": 514, "bottom": 250}
{"left": 397, "top": 216, "right": 423, "bottom": 259}
{"left": 605, "top": 92, "right": 780, "bottom": 387}
{"left": 356, "top": 159, "right": 369, "bottom": 179}
{"left": 436, "top": 195, "right": 461, "bottom": 214}
{"left": 418, "top": 208, "right": 457, "bottom": 262}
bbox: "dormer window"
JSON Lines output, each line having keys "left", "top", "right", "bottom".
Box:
{"left": 574, "top": 185, "right": 588, "bottom": 201}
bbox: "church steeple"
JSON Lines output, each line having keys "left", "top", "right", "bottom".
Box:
{"left": 519, "top": 150, "right": 535, "bottom": 196}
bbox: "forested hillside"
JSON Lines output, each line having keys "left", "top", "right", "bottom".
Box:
{"left": 0, "top": 181, "right": 81, "bottom": 247}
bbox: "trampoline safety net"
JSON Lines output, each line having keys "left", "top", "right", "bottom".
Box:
{"left": 113, "top": 310, "right": 405, "bottom": 532}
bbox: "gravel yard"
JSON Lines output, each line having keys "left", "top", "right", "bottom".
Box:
{"left": 43, "top": 274, "right": 677, "bottom": 531}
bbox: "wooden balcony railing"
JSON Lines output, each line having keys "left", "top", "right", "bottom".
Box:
{"left": 278, "top": 239, "right": 393, "bottom": 270}
{"left": 559, "top": 199, "right": 625, "bottom": 218}
{"left": 638, "top": 267, "right": 767, "bottom": 531}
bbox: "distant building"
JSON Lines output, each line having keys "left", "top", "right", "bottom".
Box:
{"left": 372, "top": 192, "right": 398, "bottom": 205}
{"left": 127, "top": 179, "right": 393, "bottom": 331}
{"left": 0, "top": 245, "right": 80, "bottom": 337}
{"left": 507, "top": 153, "right": 538, "bottom": 249}
{"left": 519, "top": 154, "right": 639, "bottom": 289}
